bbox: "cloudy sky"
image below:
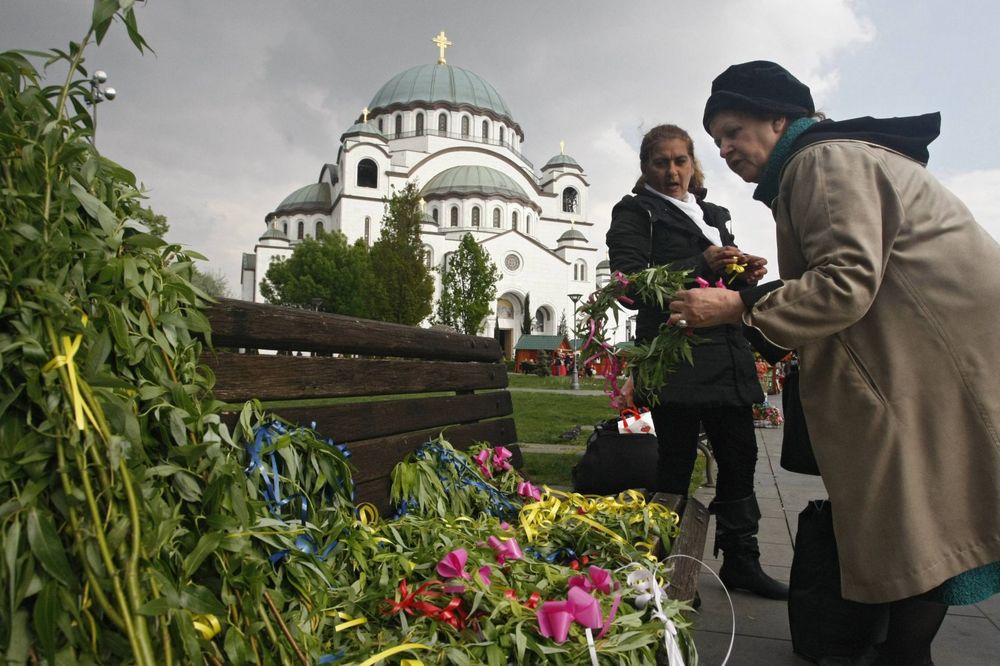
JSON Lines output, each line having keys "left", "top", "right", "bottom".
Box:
{"left": 4, "top": 0, "right": 999, "bottom": 295}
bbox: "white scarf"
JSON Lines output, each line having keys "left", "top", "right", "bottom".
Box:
{"left": 644, "top": 185, "right": 723, "bottom": 247}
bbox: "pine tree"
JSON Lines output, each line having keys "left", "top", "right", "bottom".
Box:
{"left": 558, "top": 310, "right": 569, "bottom": 337}
{"left": 435, "top": 233, "right": 502, "bottom": 335}
{"left": 521, "top": 292, "right": 532, "bottom": 335}
{"left": 368, "top": 183, "right": 435, "bottom": 325}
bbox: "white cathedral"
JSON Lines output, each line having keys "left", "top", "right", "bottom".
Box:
{"left": 240, "top": 32, "right": 617, "bottom": 358}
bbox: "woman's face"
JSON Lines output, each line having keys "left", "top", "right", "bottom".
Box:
{"left": 708, "top": 111, "right": 788, "bottom": 183}
{"left": 641, "top": 138, "right": 694, "bottom": 199}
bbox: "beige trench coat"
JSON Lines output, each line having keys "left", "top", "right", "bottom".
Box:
{"left": 746, "top": 139, "right": 1000, "bottom": 603}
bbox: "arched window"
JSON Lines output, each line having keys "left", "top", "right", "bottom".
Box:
{"left": 450, "top": 206, "right": 459, "bottom": 227}
{"left": 493, "top": 208, "right": 501, "bottom": 228}
{"left": 432, "top": 207, "right": 439, "bottom": 224}
{"left": 443, "top": 252, "right": 454, "bottom": 272}
{"left": 423, "top": 245, "right": 434, "bottom": 269}
{"left": 471, "top": 206, "right": 481, "bottom": 227}
{"left": 282, "top": 222, "right": 288, "bottom": 235}
{"left": 461, "top": 116, "right": 470, "bottom": 137}
{"left": 315, "top": 221, "right": 324, "bottom": 236}
{"left": 377, "top": 118, "right": 384, "bottom": 132}
{"left": 511, "top": 211, "right": 518, "bottom": 231}
{"left": 562, "top": 187, "right": 578, "bottom": 213}
{"left": 394, "top": 115, "right": 402, "bottom": 138}
{"left": 574, "top": 260, "right": 588, "bottom": 281}
{"left": 438, "top": 112, "right": 448, "bottom": 134}
{"left": 499, "top": 126, "right": 505, "bottom": 145}
{"left": 525, "top": 214, "right": 532, "bottom": 235}
{"left": 357, "top": 159, "right": 378, "bottom": 188}
{"left": 415, "top": 112, "right": 424, "bottom": 136}
{"left": 364, "top": 216, "right": 371, "bottom": 246}
{"left": 534, "top": 308, "right": 547, "bottom": 333}
{"left": 297, "top": 220, "right": 305, "bottom": 240}
{"left": 482, "top": 120, "right": 489, "bottom": 141}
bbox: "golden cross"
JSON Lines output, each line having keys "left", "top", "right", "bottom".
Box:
{"left": 433, "top": 31, "right": 452, "bottom": 64}
{"left": 362, "top": 106, "right": 369, "bottom": 123}
{"left": 560, "top": 140, "right": 565, "bottom": 155}
{"left": 570, "top": 216, "right": 576, "bottom": 228}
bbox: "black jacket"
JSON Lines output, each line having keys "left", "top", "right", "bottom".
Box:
{"left": 606, "top": 190, "right": 763, "bottom": 407}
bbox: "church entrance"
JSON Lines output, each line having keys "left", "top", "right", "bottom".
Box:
{"left": 496, "top": 328, "right": 512, "bottom": 360}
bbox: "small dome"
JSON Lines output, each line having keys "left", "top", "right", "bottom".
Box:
{"left": 596, "top": 259, "right": 610, "bottom": 270}
{"left": 271, "top": 183, "right": 332, "bottom": 220}
{"left": 421, "top": 211, "right": 436, "bottom": 226}
{"left": 558, "top": 229, "right": 588, "bottom": 243}
{"left": 422, "top": 165, "right": 534, "bottom": 206}
{"left": 259, "top": 227, "right": 289, "bottom": 242}
{"left": 369, "top": 63, "right": 514, "bottom": 122}
{"left": 543, "top": 153, "right": 582, "bottom": 170}
{"left": 342, "top": 122, "right": 386, "bottom": 141}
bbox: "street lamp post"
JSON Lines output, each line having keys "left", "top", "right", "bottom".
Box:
{"left": 87, "top": 70, "right": 116, "bottom": 147}
{"left": 568, "top": 293, "right": 582, "bottom": 390}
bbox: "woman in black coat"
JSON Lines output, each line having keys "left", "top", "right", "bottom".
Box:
{"left": 607, "top": 124, "right": 786, "bottom": 600}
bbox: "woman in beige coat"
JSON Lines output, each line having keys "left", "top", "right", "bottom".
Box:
{"left": 671, "top": 60, "right": 1000, "bottom": 665}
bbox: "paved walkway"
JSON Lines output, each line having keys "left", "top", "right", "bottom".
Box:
{"left": 688, "top": 404, "right": 1000, "bottom": 665}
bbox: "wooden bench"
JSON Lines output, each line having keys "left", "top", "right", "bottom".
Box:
{"left": 200, "top": 297, "right": 707, "bottom": 601}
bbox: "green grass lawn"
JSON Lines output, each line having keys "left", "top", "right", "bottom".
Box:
{"left": 507, "top": 373, "right": 610, "bottom": 391}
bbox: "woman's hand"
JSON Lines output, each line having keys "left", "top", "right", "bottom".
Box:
{"left": 739, "top": 254, "right": 768, "bottom": 285}
{"left": 611, "top": 376, "right": 635, "bottom": 410}
{"left": 703, "top": 245, "right": 745, "bottom": 272}
{"left": 668, "top": 287, "right": 745, "bottom": 328}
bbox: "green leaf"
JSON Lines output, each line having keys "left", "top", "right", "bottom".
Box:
{"left": 33, "top": 581, "right": 61, "bottom": 660}
{"left": 70, "top": 180, "right": 119, "bottom": 236}
{"left": 27, "top": 509, "right": 76, "bottom": 590}
{"left": 182, "top": 532, "right": 222, "bottom": 580}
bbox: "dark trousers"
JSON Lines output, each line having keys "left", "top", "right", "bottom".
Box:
{"left": 649, "top": 404, "right": 757, "bottom": 501}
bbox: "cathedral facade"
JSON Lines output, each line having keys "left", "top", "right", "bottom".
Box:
{"left": 240, "top": 33, "right": 615, "bottom": 357}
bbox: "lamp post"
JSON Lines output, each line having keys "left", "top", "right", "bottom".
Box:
{"left": 87, "top": 70, "right": 116, "bottom": 147}
{"left": 568, "top": 293, "right": 582, "bottom": 390}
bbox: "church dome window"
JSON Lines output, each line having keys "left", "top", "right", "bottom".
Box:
{"left": 315, "top": 221, "right": 324, "bottom": 236}
{"left": 432, "top": 207, "right": 439, "bottom": 224}
{"left": 438, "top": 112, "right": 448, "bottom": 134}
{"left": 416, "top": 112, "right": 425, "bottom": 136}
{"left": 394, "top": 114, "right": 402, "bottom": 138}
{"left": 461, "top": 115, "right": 470, "bottom": 137}
{"left": 563, "top": 187, "right": 579, "bottom": 213}
{"left": 526, "top": 213, "right": 532, "bottom": 235}
{"left": 499, "top": 126, "right": 505, "bottom": 146}
{"left": 472, "top": 206, "right": 481, "bottom": 227}
{"left": 357, "top": 159, "right": 378, "bottom": 188}
{"left": 282, "top": 222, "right": 288, "bottom": 235}
{"left": 574, "top": 259, "right": 588, "bottom": 281}
{"left": 512, "top": 211, "right": 518, "bottom": 230}
{"left": 450, "top": 206, "right": 459, "bottom": 227}
{"left": 378, "top": 117, "right": 384, "bottom": 132}
{"left": 482, "top": 120, "right": 489, "bottom": 141}
{"left": 493, "top": 208, "right": 501, "bottom": 228}
{"left": 297, "top": 220, "right": 305, "bottom": 240}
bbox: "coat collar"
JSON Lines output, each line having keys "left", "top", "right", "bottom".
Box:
{"left": 634, "top": 190, "right": 730, "bottom": 245}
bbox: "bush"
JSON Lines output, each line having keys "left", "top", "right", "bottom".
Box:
{"left": 533, "top": 365, "right": 551, "bottom": 377}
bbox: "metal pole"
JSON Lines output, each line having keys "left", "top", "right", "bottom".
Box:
{"left": 568, "top": 293, "right": 582, "bottom": 390}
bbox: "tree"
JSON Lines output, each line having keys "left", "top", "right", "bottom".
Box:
{"left": 558, "top": 310, "right": 569, "bottom": 337}
{"left": 435, "top": 233, "right": 502, "bottom": 335}
{"left": 260, "top": 232, "right": 374, "bottom": 316}
{"left": 131, "top": 204, "right": 170, "bottom": 238}
{"left": 521, "top": 292, "right": 532, "bottom": 335}
{"left": 191, "top": 266, "right": 230, "bottom": 299}
{"left": 368, "top": 183, "right": 435, "bottom": 324}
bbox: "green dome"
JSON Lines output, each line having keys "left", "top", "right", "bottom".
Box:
{"left": 597, "top": 259, "right": 610, "bottom": 269}
{"left": 274, "top": 183, "right": 332, "bottom": 215}
{"left": 259, "top": 227, "right": 289, "bottom": 242}
{"left": 543, "top": 153, "right": 582, "bottom": 170}
{"left": 369, "top": 64, "right": 514, "bottom": 122}
{"left": 342, "top": 122, "right": 385, "bottom": 140}
{"left": 421, "top": 166, "right": 533, "bottom": 204}
{"left": 558, "top": 228, "right": 588, "bottom": 243}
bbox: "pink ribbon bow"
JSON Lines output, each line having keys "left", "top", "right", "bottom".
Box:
{"left": 492, "top": 446, "right": 513, "bottom": 471}
{"left": 487, "top": 535, "right": 523, "bottom": 564}
{"left": 436, "top": 548, "right": 471, "bottom": 580}
{"left": 517, "top": 480, "right": 542, "bottom": 501}
{"left": 473, "top": 449, "right": 492, "bottom": 478}
{"left": 536, "top": 587, "right": 605, "bottom": 644}
{"left": 567, "top": 565, "right": 614, "bottom": 595}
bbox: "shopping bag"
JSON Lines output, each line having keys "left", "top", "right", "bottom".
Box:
{"left": 572, "top": 419, "right": 659, "bottom": 495}
{"left": 617, "top": 408, "right": 657, "bottom": 436}
{"left": 789, "top": 500, "right": 887, "bottom": 662}
{"left": 780, "top": 364, "right": 820, "bottom": 475}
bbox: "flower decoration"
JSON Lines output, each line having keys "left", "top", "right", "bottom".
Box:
{"left": 436, "top": 548, "right": 471, "bottom": 580}
{"left": 517, "top": 480, "right": 542, "bottom": 501}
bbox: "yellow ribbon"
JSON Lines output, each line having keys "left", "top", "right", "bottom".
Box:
{"left": 42, "top": 316, "right": 95, "bottom": 431}
{"left": 192, "top": 613, "right": 222, "bottom": 640}
{"left": 401, "top": 661, "right": 424, "bottom": 666}
{"left": 356, "top": 643, "right": 429, "bottom": 666}
{"left": 356, "top": 502, "right": 379, "bottom": 526}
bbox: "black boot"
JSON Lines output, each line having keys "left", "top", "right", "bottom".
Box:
{"left": 710, "top": 495, "right": 789, "bottom": 600}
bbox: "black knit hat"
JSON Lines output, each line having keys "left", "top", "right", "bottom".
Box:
{"left": 702, "top": 60, "right": 814, "bottom": 132}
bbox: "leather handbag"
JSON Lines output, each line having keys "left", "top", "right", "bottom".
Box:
{"left": 780, "top": 362, "right": 821, "bottom": 475}
{"left": 789, "top": 500, "right": 888, "bottom": 662}
{"left": 572, "top": 418, "right": 659, "bottom": 495}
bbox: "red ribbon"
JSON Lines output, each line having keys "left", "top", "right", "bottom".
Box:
{"left": 384, "top": 579, "right": 470, "bottom": 630}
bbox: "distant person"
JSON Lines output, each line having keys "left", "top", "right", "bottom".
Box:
{"left": 671, "top": 60, "right": 1000, "bottom": 665}
{"left": 607, "top": 124, "right": 786, "bottom": 600}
